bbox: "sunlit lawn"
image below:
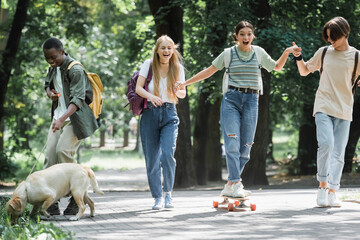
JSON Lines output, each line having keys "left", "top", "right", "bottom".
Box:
{"left": 79, "top": 147, "right": 145, "bottom": 171}
{"left": 272, "top": 129, "right": 298, "bottom": 162}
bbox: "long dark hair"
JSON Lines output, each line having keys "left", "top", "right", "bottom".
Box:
{"left": 232, "top": 21, "right": 255, "bottom": 42}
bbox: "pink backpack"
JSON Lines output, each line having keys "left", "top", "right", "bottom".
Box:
{"left": 125, "top": 63, "right": 152, "bottom": 115}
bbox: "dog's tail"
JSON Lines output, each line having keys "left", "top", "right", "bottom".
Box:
{"left": 85, "top": 166, "right": 104, "bottom": 195}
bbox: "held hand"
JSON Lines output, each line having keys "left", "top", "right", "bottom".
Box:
{"left": 174, "top": 82, "right": 185, "bottom": 92}
{"left": 149, "top": 95, "right": 163, "bottom": 107}
{"left": 52, "top": 119, "right": 64, "bottom": 132}
{"left": 48, "top": 89, "right": 60, "bottom": 101}
{"left": 289, "top": 41, "right": 302, "bottom": 56}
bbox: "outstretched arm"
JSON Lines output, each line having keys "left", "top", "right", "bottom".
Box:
{"left": 274, "top": 43, "right": 302, "bottom": 71}
{"left": 292, "top": 42, "right": 311, "bottom": 76}
{"left": 183, "top": 65, "right": 218, "bottom": 87}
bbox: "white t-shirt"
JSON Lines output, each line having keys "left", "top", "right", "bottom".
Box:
{"left": 53, "top": 67, "right": 70, "bottom": 121}
{"left": 139, "top": 59, "right": 185, "bottom": 103}
{"left": 306, "top": 46, "right": 360, "bottom": 121}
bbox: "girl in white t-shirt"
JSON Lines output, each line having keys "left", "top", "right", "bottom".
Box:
{"left": 294, "top": 16, "right": 360, "bottom": 207}
{"left": 136, "top": 35, "right": 186, "bottom": 210}
{"left": 178, "top": 21, "right": 299, "bottom": 199}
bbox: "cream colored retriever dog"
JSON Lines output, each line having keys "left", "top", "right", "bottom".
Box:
{"left": 6, "top": 163, "right": 104, "bottom": 224}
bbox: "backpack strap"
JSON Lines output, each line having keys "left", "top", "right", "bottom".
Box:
{"left": 67, "top": 61, "right": 85, "bottom": 71}
{"left": 224, "top": 47, "right": 233, "bottom": 70}
{"left": 143, "top": 62, "right": 152, "bottom": 109}
{"left": 222, "top": 47, "right": 232, "bottom": 94}
{"left": 351, "top": 51, "right": 359, "bottom": 95}
{"left": 252, "top": 45, "right": 264, "bottom": 94}
{"left": 320, "top": 46, "right": 328, "bottom": 75}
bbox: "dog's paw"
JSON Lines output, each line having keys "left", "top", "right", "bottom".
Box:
{"left": 90, "top": 213, "right": 96, "bottom": 217}
{"left": 69, "top": 216, "right": 79, "bottom": 221}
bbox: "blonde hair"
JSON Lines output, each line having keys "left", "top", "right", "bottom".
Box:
{"left": 152, "top": 35, "right": 183, "bottom": 103}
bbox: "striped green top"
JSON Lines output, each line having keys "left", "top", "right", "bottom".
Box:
{"left": 228, "top": 46, "right": 261, "bottom": 90}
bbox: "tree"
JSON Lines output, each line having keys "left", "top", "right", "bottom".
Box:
{"left": 0, "top": 0, "right": 30, "bottom": 151}
{"left": 344, "top": 95, "right": 360, "bottom": 172}
{"left": 240, "top": 0, "right": 272, "bottom": 186}
{"left": 148, "top": 0, "right": 196, "bottom": 187}
{"left": 189, "top": 1, "right": 228, "bottom": 185}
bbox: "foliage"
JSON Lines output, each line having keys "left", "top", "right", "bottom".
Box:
{"left": 0, "top": 152, "right": 18, "bottom": 180}
{"left": 1, "top": 0, "right": 154, "bottom": 179}
{"left": 269, "top": 0, "right": 360, "bottom": 131}
{"left": 0, "top": 197, "right": 74, "bottom": 239}
{"left": 2, "top": 0, "right": 360, "bottom": 179}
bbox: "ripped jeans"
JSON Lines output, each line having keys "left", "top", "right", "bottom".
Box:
{"left": 221, "top": 89, "right": 259, "bottom": 183}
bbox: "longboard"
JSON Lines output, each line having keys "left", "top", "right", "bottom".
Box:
{"left": 213, "top": 196, "right": 256, "bottom": 211}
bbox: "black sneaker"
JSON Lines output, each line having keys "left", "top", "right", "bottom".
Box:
{"left": 47, "top": 202, "right": 60, "bottom": 215}
{"left": 63, "top": 197, "right": 79, "bottom": 215}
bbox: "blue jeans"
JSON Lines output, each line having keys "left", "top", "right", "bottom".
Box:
{"left": 221, "top": 89, "right": 259, "bottom": 183}
{"left": 315, "top": 112, "right": 350, "bottom": 190}
{"left": 140, "top": 102, "right": 179, "bottom": 198}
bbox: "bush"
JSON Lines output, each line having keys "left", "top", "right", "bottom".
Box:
{"left": 0, "top": 152, "right": 18, "bottom": 181}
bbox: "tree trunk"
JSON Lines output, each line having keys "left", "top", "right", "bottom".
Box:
{"left": 298, "top": 103, "right": 317, "bottom": 175}
{"left": 344, "top": 95, "right": 360, "bottom": 172}
{"left": 148, "top": 0, "right": 196, "bottom": 187}
{"left": 242, "top": 0, "right": 271, "bottom": 186}
{"left": 206, "top": 97, "right": 222, "bottom": 181}
{"left": 191, "top": 0, "right": 230, "bottom": 185}
{"left": 193, "top": 92, "right": 211, "bottom": 185}
{"left": 242, "top": 70, "right": 270, "bottom": 186}
{"left": 134, "top": 120, "right": 140, "bottom": 151}
{"left": 0, "top": 0, "right": 30, "bottom": 151}
{"left": 123, "top": 129, "right": 129, "bottom": 147}
{"left": 100, "top": 130, "right": 105, "bottom": 147}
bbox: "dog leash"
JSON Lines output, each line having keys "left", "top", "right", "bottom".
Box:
{"left": 28, "top": 143, "right": 47, "bottom": 176}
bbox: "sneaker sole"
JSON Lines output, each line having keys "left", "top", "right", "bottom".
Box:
{"left": 152, "top": 206, "right": 163, "bottom": 210}
{"left": 232, "top": 194, "right": 245, "bottom": 198}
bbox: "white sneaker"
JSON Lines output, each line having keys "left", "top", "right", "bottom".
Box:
{"left": 220, "top": 184, "right": 233, "bottom": 197}
{"left": 243, "top": 189, "right": 252, "bottom": 197}
{"left": 164, "top": 192, "right": 174, "bottom": 208}
{"left": 316, "top": 188, "right": 329, "bottom": 207}
{"left": 328, "top": 192, "right": 341, "bottom": 207}
{"left": 152, "top": 197, "right": 163, "bottom": 210}
{"left": 232, "top": 182, "right": 245, "bottom": 198}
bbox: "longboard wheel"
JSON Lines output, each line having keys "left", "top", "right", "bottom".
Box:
{"left": 250, "top": 203, "right": 256, "bottom": 211}
{"left": 234, "top": 200, "right": 240, "bottom": 207}
{"left": 213, "top": 201, "right": 218, "bottom": 208}
{"left": 228, "top": 203, "right": 234, "bottom": 211}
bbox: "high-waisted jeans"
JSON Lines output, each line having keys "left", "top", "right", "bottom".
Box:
{"left": 315, "top": 112, "right": 350, "bottom": 190}
{"left": 220, "top": 89, "right": 259, "bottom": 183}
{"left": 140, "top": 102, "right": 179, "bottom": 198}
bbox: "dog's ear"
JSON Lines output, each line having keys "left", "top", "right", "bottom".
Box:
{"left": 8, "top": 197, "right": 22, "bottom": 212}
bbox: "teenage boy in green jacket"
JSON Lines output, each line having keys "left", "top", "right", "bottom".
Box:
{"left": 42, "top": 38, "right": 98, "bottom": 215}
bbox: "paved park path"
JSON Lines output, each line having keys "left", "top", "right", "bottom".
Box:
{"left": 43, "top": 168, "right": 360, "bottom": 240}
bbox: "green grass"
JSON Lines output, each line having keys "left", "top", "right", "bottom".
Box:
{"left": 272, "top": 129, "right": 298, "bottom": 161}
{"left": 79, "top": 148, "right": 145, "bottom": 171}
{"left": 340, "top": 189, "right": 360, "bottom": 201}
{"left": 7, "top": 147, "right": 145, "bottom": 182}
{"left": 0, "top": 198, "right": 75, "bottom": 240}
